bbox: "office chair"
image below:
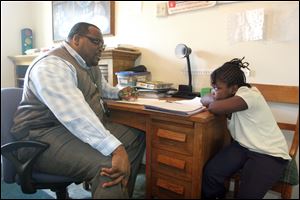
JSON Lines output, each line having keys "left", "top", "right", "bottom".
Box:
{"left": 1, "top": 87, "right": 81, "bottom": 199}
{"left": 231, "top": 84, "right": 299, "bottom": 199}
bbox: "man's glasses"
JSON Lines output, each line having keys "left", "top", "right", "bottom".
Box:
{"left": 79, "top": 34, "right": 105, "bottom": 50}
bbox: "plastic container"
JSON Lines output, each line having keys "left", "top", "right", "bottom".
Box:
{"left": 200, "top": 87, "right": 212, "bottom": 97}
{"left": 115, "top": 71, "right": 150, "bottom": 86}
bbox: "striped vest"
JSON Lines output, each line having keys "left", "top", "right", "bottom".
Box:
{"left": 11, "top": 45, "right": 104, "bottom": 139}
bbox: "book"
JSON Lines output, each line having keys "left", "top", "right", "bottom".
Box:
{"left": 116, "top": 98, "right": 166, "bottom": 105}
{"left": 136, "top": 81, "right": 173, "bottom": 90}
{"left": 144, "top": 97, "right": 205, "bottom": 116}
{"left": 137, "top": 89, "right": 167, "bottom": 99}
{"left": 116, "top": 97, "right": 205, "bottom": 116}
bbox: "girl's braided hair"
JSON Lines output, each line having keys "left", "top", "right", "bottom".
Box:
{"left": 211, "top": 57, "right": 251, "bottom": 88}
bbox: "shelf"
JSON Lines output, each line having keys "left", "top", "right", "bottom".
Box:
{"left": 8, "top": 48, "right": 141, "bottom": 87}
{"left": 8, "top": 54, "right": 39, "bottom": 65}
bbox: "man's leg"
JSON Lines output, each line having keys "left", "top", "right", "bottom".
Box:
{"left": 104, "top": 122, "right": 146, "bottom": 197}
{"left": 19, "top": 125, "right": 129, "bottom": 199}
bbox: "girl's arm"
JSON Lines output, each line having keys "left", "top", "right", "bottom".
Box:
{"left": 206, "top": 95, "right": 248, "bottom": 115}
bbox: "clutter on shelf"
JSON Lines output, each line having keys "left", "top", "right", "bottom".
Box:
{"left": 136, "top": 81, "right": 173, "bottom": 90}
{"left": 115, "top": 71, "right": 151, "bottom": 87}
{"left": 115, "top": 65, "right": 176, "bottom": 99}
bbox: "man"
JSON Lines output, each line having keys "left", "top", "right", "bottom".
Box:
{"left": 11, "top": 22, "right": 145, "bottom": 199}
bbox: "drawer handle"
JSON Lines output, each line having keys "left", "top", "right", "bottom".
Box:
{"left": 157, "top": 129, "right": 186, "bottom": 142}
{"left": 156, "top": 178, "right": 184, "bottom": 195}
{"left": 157, "top": 154, "right": 186, "bottom": 170}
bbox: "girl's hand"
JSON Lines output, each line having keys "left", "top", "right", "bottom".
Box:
{"left": 200, "top": 93, "right": 215, "bottom": 107}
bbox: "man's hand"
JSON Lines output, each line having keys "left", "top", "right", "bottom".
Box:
{"left": 118, "top": 87, "right": 138, "bottom": 101}
{"left": 100, "top": 145, "right": 130, "bottom": 189}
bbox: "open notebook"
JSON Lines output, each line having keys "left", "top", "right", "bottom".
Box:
{"left": 116, "top": 97, "right": 206, "bottom": 116}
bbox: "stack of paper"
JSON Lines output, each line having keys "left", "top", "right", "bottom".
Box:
{"left": 137, "top": 89, "right": 167, "bottom": 99}
{"left": 144, "top": 97, "right": 205, "bottom": 116}
{"left": 116, "top": 97, "right": 205, "bottom": 116}
{"left": 116, "top": 98, "right": 166, "bottom": 105}
{"left": 136, "top": 81, "right": 173, "bottom": 89}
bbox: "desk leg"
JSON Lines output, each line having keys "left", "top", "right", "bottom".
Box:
{"left": 145, "top": 117, "right": 153, "bottom": 198}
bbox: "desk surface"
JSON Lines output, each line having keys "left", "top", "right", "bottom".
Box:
{"left": 107, "top": 99, "right": 229, "bottom": 198}
{"left": 107, "top": 100, "right": 215, "bottom": 123}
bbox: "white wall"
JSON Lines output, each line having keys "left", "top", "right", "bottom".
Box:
{"left": 1, "top": 1, "right": 35, "bottom": 87}
{"left": 2, "top": 1, "right": 299, "bottom": 89}
{"left": 110, "top": 1, "right": 299, "bottom": 91}
{"left": 1, "top": 1, "right": 299, "bottom": 198}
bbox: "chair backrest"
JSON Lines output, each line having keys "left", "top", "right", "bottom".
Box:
{"left": 251, "top": 83, "right": 299, "bottom": 159}
{"left": 1, "top": 87, "right": 23, "bottom": 183}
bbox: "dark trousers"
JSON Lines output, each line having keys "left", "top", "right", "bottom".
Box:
{"left": 202, "top": 141, "right": 288, "bottom": 199}
{"left": 19, "top": 121, "right": 145, "bottom": 199}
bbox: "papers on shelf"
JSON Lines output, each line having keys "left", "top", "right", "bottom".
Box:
{"left": 137, "top": 88, "right": 170, "bottom": 99}
{"left": 136, "top": 81, "right": 173, "bottom": 89}
{"left": 116, "top": 97, "right": 206, "bottom": 116}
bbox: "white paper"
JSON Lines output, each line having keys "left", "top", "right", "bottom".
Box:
{"left": 272, "top": 6, "right": 299, "bottom": 42}
{"left": 228, "top": 8, "right": 265, "bottom": 43}
{"left": 117, "top": 97, "right": 205, "bottom": 116}
{"left": 174, "top": 97, "right": 203, "bottom": 107}
{"left": 144, "top": 102, "right": 205, "bottom": 116}
{"left": 116, "top": 98, "right": 166, "bottom": 105}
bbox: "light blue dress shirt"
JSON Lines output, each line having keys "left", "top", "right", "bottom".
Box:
{"left": 28, "top": 42, "right": 122, "bottom": 156}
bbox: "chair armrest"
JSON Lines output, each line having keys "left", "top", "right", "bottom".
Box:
{"left": 1, "top": 140, "right": 49, "bottom": 193}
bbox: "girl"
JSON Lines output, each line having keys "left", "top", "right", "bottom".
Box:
{"left": 201, "top": 57, "right": 291, "bottom": 199}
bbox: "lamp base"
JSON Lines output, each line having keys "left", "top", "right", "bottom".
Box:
{"left": 172, "top": 85, "right": 199, "bottom": 99}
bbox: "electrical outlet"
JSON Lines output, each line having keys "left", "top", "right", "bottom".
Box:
{"left": 156, "top": 3, "right": 167, "bottom": 17}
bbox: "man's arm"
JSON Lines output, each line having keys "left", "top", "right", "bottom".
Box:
{"left": 101, "top": 74, "right": 120, "bottom": 99}
{"left": 30, "top": 56, "right": 121, "bottom": 156}
{"left": 100, "top": 145, "right": 130, "bottom": 189}
{"left": 101, "top": 75, "right": 138, "bottom": 101}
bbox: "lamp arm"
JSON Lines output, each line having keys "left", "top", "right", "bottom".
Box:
{"left": 186, "top": 55, "right": 192, "bottom": 87}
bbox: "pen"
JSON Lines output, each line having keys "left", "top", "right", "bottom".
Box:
{"left": 166, "top": 100, "right": 181, "bottom": 104}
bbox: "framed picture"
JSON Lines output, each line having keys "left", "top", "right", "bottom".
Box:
{"left": 52, "top": 1, "right": 115, "bottom": 41}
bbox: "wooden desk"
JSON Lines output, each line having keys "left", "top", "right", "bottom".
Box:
{"left": 107, "top": 100, "right": 230, "bottom": 199}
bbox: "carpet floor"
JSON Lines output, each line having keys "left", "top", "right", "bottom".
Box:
{"left": 1, "top": 168, "right": 145, "bottom": 199}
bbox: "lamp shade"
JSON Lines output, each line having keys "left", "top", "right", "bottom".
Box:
{"left": 175, "top": 44, "right": 192, "bottom": 59}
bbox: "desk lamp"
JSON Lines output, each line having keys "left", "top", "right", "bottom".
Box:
{"left": 172, "top": 44, "right": 199, "bottom": 99}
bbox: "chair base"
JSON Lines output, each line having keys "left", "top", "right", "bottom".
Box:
{"left": 53, "top": 188, "right": 69, "bottom": 199}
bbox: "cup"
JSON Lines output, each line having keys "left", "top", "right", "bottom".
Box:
{"left": 200, "top": 87, "right": 212, "bottom": 97}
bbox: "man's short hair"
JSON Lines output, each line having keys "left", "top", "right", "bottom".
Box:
{"left": 67, "top": 22, "right": 99, "bottom": 40}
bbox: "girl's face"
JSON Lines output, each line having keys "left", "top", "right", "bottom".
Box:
{"left": 211, "top": 80, "right": 237, "bottom": 100}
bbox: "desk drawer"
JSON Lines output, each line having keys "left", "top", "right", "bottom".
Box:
{"left": 151, "top": 171, "right": 191, "bottom": 199}
{"left": 108, "top": 109, "right": 147, "bottom": 131}
{"left": 151, "top": 119, "right": 194, "bottom": 156}
{"left": 152, "top": 148, "right": 192, "bottom": 181}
